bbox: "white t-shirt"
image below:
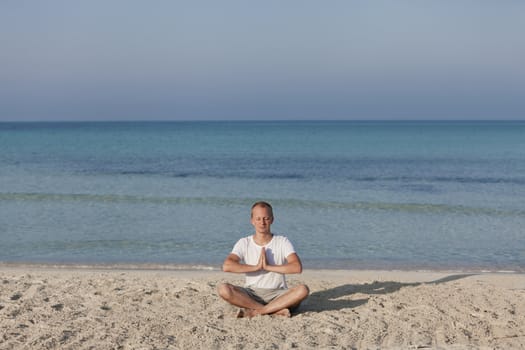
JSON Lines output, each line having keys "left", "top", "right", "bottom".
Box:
{"left": 231, "top": 234, "right": 296, "bottom": 289}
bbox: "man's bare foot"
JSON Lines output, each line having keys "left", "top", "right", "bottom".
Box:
{"left": 271, "top": 308, "right": 291, "bottom": 317}
{"left": 243, "top": 309, "right": 260, "bottom": 318}
{"left": 238, "top": 308, "right": 291, "bottom": 318}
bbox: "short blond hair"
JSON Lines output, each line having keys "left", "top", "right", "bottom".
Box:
{"left": 251, "top": 201, "right": 273, "bottom": 218}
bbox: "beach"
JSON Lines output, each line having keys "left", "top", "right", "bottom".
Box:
{"left": 1, "top": 265, "right": 524, "bottom": 349}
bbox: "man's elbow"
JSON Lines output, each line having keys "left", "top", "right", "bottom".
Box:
{"left": 292, "top": 263, "right": 303, "bottom": 274}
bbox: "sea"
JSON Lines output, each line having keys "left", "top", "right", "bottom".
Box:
{"left": 1, "top": 121, "right": 524, "bottom": 272}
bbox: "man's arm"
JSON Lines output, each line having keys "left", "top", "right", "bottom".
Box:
{"left": 222, "top": 253, "right": 262, "bottom": 273}
{"left": 263, "top": 252, "right": 303, "bottom": 274}
{"left": 223, "top": 249, "right": 303, "bottom": 274}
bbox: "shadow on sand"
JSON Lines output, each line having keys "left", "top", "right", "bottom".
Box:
{"left": 299, "top": 273, "right": 475, "bottom": 313}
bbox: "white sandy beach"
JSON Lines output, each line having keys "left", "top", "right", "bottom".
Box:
{"left": 1, "top": 265, "right": 524, "bottom": 349}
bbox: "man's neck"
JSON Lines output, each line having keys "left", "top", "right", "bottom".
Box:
{"left": 253, "top": 232, "right": 273, "bottom": 246}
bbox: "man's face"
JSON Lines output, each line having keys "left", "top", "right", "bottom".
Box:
{"left": 250, "top": 206, "right": 274, "bottom": 234}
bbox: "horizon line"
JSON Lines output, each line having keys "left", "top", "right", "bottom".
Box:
{"left": 1, "top": 118, "right": 525, "bottom": 123}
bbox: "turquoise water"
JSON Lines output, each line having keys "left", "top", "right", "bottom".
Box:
{"left": 1, "top": 121, "right": 524, "bottom": 271}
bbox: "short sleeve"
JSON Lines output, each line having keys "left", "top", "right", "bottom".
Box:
{"left": 231, "top": 237, "right": 247, "bottom": 261}
{"left": 282, "top": 236, "right": 296, "bottom": 259}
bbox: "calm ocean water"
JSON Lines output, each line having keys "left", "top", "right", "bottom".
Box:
{"left": 1, "top": 121, "right": 524, "bottom": 271}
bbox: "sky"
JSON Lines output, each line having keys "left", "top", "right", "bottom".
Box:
{"left": 1, "top": 1, "right": 524, "bottom": 121}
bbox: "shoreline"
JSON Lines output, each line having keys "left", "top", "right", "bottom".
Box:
{"left": 1, "top": 261, "right": 523, "bottom": 274}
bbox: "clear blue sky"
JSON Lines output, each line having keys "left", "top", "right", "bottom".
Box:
{"left": 1, "top": 1, "right": 524, "bottom": 121}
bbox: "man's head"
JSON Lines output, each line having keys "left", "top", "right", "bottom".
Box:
{"left": 250, "top": 201, "right": 274, "bottom": 234}
{"left": 251, "top": 201, "right": 273, "bottom": 218}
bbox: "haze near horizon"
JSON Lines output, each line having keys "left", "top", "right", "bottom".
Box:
{"left": 1, "top": 1, "right": 524, "bottom": 121}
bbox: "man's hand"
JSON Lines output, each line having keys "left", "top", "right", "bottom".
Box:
{"left": 257, "top": 247, "right": 267, "bottom": 271}
{"left": 223, "top": 247, "right": 301, "bottom": 274}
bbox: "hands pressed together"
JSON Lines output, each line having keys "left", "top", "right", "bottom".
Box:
{"left": 256, "top": 247, "right": 268, "bottom": 271}
{"left": 223, "top": 246, "right": 301, "bottom": 274}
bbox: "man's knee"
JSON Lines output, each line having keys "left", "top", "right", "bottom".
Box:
{"left": 295, "top": 284, "right": 310, "bottom": 300}
{"left": 217, "top": 283, "right": 234, "bottom": 301}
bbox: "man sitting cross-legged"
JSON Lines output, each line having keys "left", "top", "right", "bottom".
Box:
{"left": 217, "top": 201, "right": 309, "bottom": 318}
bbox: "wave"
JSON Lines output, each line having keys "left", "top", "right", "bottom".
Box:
{"left": 76, "top": 166, "right": 525, "bottom": 184}
{"left": 6, "top": 238, "right": 230, "bottom": 253}
{"left": 0, "top": 192, "right": 246, "bottom": 206}
{"left": 2, "top": 192, "right": 524, "bottom": 217}
{"left": 119, "top": 171, "right": 305, "bottom": 179}
{"left": 0, "top": 261, "right": 221, "bottom": 271}
{"left": 353, "top": 175, "right": 525, "bottom": 185}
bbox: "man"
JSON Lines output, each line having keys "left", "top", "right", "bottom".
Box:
{"left": 217, "top": 201, "right": 309, "bottom": 317}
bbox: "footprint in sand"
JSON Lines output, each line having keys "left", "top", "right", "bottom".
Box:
{"left": 10, "top": 292, "right": 23, "bottom": 301}
{"left": 51, "top": 303, "right": 64, "bottom": 311}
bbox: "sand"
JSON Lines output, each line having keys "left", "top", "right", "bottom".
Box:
{"left": 1, "top": 265, "right": 524, "bottom": 350}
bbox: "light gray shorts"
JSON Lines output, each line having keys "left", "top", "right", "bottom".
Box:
{"left": 241, "top": 287, "right": 289, "bottom": 304}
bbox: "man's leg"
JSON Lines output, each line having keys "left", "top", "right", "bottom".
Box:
{"left": 217, "top": 283, "right": 265, "bottom": 310}
{"left": 247, "top": 284, "right": 309, "bottom": 317}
